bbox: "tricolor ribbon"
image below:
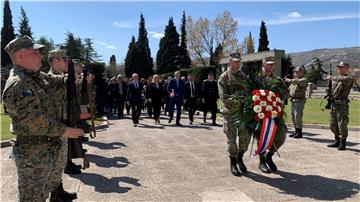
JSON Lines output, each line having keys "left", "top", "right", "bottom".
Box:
{"left": 255, "top": 117, "right": 277, "bottom": 155}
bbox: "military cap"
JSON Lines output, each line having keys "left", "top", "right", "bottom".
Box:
{"left": 294, "top": 66, "right": 305, "bottom": 72}
{"left": 263, "top": 56, "right": 275, "bottom": 64}
{"left": 230, "top": 52, "right": 241, "bottom": 61}
{"left": 337, "top": 61, "right": 349, "bottom": 68}
{"left": 4, "top": 35, "right": 45, "bottom": 55}
{"left": 208, "top": 72, "right": 214, "bottom": 76}
{"left": 48, "top": 50, "right": 69, "bottom": 61}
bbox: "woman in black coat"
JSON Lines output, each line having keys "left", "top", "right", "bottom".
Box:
{"left": 149, "top": 75, "right": 164, "bottom": 124}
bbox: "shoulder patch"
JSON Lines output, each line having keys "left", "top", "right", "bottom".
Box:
{"left": 21, "top": 89, "right": 33, "bottom": 97}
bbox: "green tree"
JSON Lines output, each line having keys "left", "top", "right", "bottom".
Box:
{"left": 258, "top": 20, "right": 269, "bottom": 52}
{"left": 281, "top": 55, "right": 295, "bottom": 78}
{"left": 61, "top": 32, "right": 83, "bottom": 60}
{"left": 37, "top": 36, "right": 55, "bottom": 72}
{"left": 245, "top": 31, "right": 255, "bottom": 54}
{"left": 178, "top": 11, "right": 192, "bottom": 69}
{"left": 136, "top": 13, "right": 153, "bottom": 78}
{"left": 156, "top": 17, "right": 180, "bottom": 74}
{"left": 1, "top": 0, "right": 16, "bottom": 67}
{"left": 124, "top": 36, "right": 138, "bottom": 78}
{"left": 18, "top": 6, "right": 33, "bottom": 38}
{"left": 305, "top": 58, "right": 327, "bottom": 84}
{"left": 83, "top": 38, "right": 101, "bottom": 63}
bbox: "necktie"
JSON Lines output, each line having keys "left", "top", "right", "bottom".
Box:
{"left": 190, "top": 82, "right": 194, "bottom": 97}
{"left": 135, "top": 82, "right": 138, "bottom": 89}
{"left": 119, "top": 82, "right": 123, "bottom": 95}
{"left": 176, "top": 80, "right": 179, "bottom": 88}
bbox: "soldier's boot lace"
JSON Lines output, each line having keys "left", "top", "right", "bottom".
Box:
{"left": 293, "top": 128, "right": 303, "bottom": 139}
{"left": 229, "top": 156, "right": 241, "bottom": 176}
{"left": 258, "top": 153, "right": 271, "bottom": 174}
{"left": 265, "top": 152, "right": 277, "bottom": 173}
{"left": 237, "top": 152, "right": 247, "bottom": 173}
{"left": 327, "top": 137, "right": 340, "bottom": 148}
{"left": 338, "top": 138, "right": 346, "bottom": 151}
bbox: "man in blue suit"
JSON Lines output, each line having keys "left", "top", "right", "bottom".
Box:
{"left": 167, "top": 71, "right": 186, "bottom": 126}
{"left": 126, "top": 73, "right": 143, "bottom": 127}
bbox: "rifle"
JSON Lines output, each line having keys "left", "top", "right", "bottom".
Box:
{"left": 324, "top": 63, "right": 333, "bottom": 109}
{"left": 81, "top": 65, "right": 96, "bottom": 138}
{"left": 67, "top": 60, "right": 89, "bottom": 169}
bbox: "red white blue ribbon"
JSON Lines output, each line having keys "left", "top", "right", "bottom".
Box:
{"left": 256, "top": 117, "right": 277, "bottom": 155}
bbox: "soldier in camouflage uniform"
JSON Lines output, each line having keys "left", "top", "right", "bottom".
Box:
{"left": 327, "top": 62, "right": 354, "bottom": 150}
{"left": 47, "top": 50, "right": 78, "bottom": 201}
{"left": 2, "top": 36, "right": 83, "bottom": 202}
{"left": 285, "top": 66, "right": 308, "bottom": 138}
{"left": 255, "top": 57, "right": 288, "bottom": 173}
{"left": 218, "top": 53, "right": 252, "bottom": 176}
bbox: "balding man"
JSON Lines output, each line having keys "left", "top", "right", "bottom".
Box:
{"left": 127, "top": 73, "right": 143, "bottom": 126}
{"left": 2, "top": 36, "right": 83, "bottom": 201}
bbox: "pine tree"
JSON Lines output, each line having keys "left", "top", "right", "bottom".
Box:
{"left": 156, "top": 17, "right": 180, "bottom": 74}
{"left": 1, "top": 0, "right": 16, "bottom": 67}
{"left": 83, "top": 38, "right": 101, "bottom": 63}
{"left": 245, "top": 31, "right": 255, "bottom": 54}
{"left": 108, "top": 54, "right": 119, "bottom": 77}
{"left": 136, "top": 13, "right": 153, "bottom": 78}
{"left": 210, "top": 43, "right": 222, "bottom": 67}
{"left": 18, "top": 6, "right": 33, "bottom": 38}
{"left": 61, "top": 32, "right": 83, "bottom": 60}
{"left": 178, "top": 11, "right": 192, "bottom": 69}
{"left": 124, "top": 36, "right": 138, "bottom": 78}
{"left": 258, "top": 20, "right": 269, "bottom": 52}
{"left": 281, "top": 55, "right": 295, "bottom": 78}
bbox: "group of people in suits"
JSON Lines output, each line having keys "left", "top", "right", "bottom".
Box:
{"left": 101, "top": 71, "right": 220, "bottom": 127}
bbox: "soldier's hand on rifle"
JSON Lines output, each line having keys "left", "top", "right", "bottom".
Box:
{"left": 202, "top": 98, "right": 205, "bottom": 103}
{"left": 327, "top": 75, "right": 333, "bottom": 80}
{"left": 75, "top": 72, "right": 82, "bottom": 84}
{"left": 87, "top": 73, "right": 94, "bottom": 83}
{"left": 63, "top": 127, "right": 84, "bottom": 138}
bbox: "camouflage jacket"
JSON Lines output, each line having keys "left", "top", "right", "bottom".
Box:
{"left": 286, "top": 77, "right": 308, "bottom": 99}
{"left": 3, "top": 65, "right": 67, "bottom": 137}
{"left": 255, "top": 71, "right": 288, "bottom": 102}
{"left": 218, "top": 69, "right": 250, "bottom": 114}
{"left": 332, "top": 74, "right": 354, "bottom": 101}
{"left": 48, "top": 69, "right": 67, "bottom": 123}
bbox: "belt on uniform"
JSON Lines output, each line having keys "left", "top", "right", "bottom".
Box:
{"left": 16, "top": 135, "right": 60, "bottom": 145}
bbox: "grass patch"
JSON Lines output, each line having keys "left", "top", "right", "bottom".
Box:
{"left": 1, "top": 104, "right": 13, "bottom": 141}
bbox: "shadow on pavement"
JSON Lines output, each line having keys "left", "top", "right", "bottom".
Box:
{"left": 87, "top": 153, "right": 129, "bottom": 168}
{"left": 75, "top": 173, "right": 141, "bottom": 194}
{"left": 304, "top": 136, "right": 359, "bottom": 147}
{"left": 245, "top": 170, "right": 360, "bottom": 200}
{"left": 86, "top": 141, "right": 127, "bottom": 150}
{"left": 137, "top": 123, "right": 165, "bottom": 129}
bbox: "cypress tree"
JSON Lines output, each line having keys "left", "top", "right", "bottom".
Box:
{"left": 124, "top": 36, "right": 138, "bottom": 78}
{"left": 156, "top": 17, "right": 180, "bottom": 74}
{"left": 18, "top": 6, "right": 33, "bottom": 38}
{"left": 246, "top": 31, "right": 255, "bottom": 54}
{"left": 179, "top": 11, "right": 192, "bottom": 69}
{"left": 1, "top": 0, "right": 16, "bottom": 67}
{"left": 136, "top": 13, "right": 153, "bottom": 78}
{"left": 258, "top": 20, "right": 269, "bottom": 52}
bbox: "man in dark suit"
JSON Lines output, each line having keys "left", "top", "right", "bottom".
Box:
{"left": 115, "top": 74, "right": 128, "bottom": 119}
{"left": 202, "top": 72, "right": 219, "bottom": 126}
{"left": 185, "top": 73, "right": 199, "bottom": 124}
{"left": 167, "top": 71, "right": 185, "bottom": 126}
{"left": 126, "top": 73, "right": 143, "bottom": 127}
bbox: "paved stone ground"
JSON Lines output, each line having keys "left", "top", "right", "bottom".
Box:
{"left": 1, "top": 112, "right": 360, "bottom": 201}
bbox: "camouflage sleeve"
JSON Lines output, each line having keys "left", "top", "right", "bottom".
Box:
{"left": 3, "top": 83, "right": 67, "bottom": 137}
{"left": 218, "top": 75, "right": 233, "bottom": 108}
{"left": 285, "top": 78, "right": 307, "bottom": 87}
{"left": 333, "top": 76, "right": 354, "bottom": 98}
{"left": 45, "top": 73, "right": 67, "bottom": 91}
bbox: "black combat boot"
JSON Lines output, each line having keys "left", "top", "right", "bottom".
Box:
{"left": 212, "top": 119, "right": 217, "bottom": 126}
{"left": 237, "top": 152, "right": 247, "bottom": 173}
{"left": 229, "top": 156, "right": 241, "bottom": 176}
{"left": 258, "top": 153, "right": 271, "bottom": 173}
{"left": 289, "top": 128, "right": 298, "bottom": 137}
{"left": 293, "top": 128, "right": 303, "bottom": 139}
{"left": 338, "top": 138, "right": 346, "bottom": 151}
{"left": 327, "top": 137, "right": 340, "bottom": 148}
{"left": 51, "top": 182, "right": 77, "bottom": 201}
{"left": 265, "top": 152, "right": 277, "bottom": 172}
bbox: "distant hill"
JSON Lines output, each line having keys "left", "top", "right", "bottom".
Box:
{"left": 289, "top": 47, "right": 360, "bottom": 72}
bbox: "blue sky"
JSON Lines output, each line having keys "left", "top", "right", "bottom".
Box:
{"left": 6, "top": 1, "right": 360, "bottom": 65}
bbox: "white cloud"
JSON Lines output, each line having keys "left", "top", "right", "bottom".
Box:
{"left": 149, "top": 31, "right": 164, "bottom": 39}
{"left": 95, "top": 40, "right": 118, "bottom": 50}
{"left": 113, "top": 21, "right": 136, "bottom": 28}
{"left": 237, "top": 13, "right": 359, "bottom": 26}
{"left": 288, "top": 11, "right": 301, "bottom": 18}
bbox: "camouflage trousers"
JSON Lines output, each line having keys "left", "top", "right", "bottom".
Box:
{"left": 255, "top": 117, "right": 287, "bottom": 153}
{"left": 223, "top": 113, "right": 252, "bottom": 157}
{"left": 48, "top": 137, "right": 68, "bottom": 192}
{"left": 291, "top": 99, "right": 305, "bottom": 129}
{"left": 330, "top": 102, "right": 349, "bottom": 139}
{"left": 12, "top": 141, "right": 61, "bottom": 202}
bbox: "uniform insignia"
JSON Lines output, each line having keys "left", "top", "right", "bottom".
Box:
{"left": 21, "top": 89, "right": 33, "bottom": 97}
